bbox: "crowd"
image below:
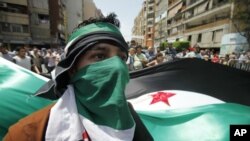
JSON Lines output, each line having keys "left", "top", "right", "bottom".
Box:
{"left": 0, "top": 43, "right": 64, "bottom": 77}
{"left": 127, "top": 41, "right": 250, "bottom": 72}
{"left": 1, "top": 41, "right": 250, "bottom": 74}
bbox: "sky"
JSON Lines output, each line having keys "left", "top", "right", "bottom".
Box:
{"left": 93, "top": 0, "right": 143, "bottom": 42}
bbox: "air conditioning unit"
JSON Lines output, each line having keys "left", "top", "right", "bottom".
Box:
{"left": 0, "top": 3, "right": 7, "bottom": 8}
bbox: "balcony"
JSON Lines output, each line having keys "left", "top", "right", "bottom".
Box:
{"left": 183, "top": 3, "right": 231, "bottom": 24}
{"left": 168, "top": 0, "right": 182, "bottom": 10}
{"left": 0, "top": 11, "right": 29, "bottom": 24}
{"left": 148, "top": 3, "right": 154, "bottom": 7}
{"left": 184, "top": 19, "right": 230, "bottom": 33}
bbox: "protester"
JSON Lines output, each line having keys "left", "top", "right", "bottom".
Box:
{"left": 45, "top": 49, "right": 56, "bottom": 73}
{"left": 0, "top": 44, "right": 14, "bottom": 62}
{"left": 145, "top": 47, "right": 156, "bottom": 62}
{"left": 31, "top": 47, "right": 43, "bottom": 73}
{"left": 4, "top": 13, "right": 152, "bottom": 141}
{"left": 126, "top": 48, "right": 143, "bottom": 71}
{"left": 135, "top": 45, "right": 148, "bottom": 67}
{"left": 13, "top": 47, "right": 35, "bottom": 72}
{"left": 146, "top": 52, "right": 164, "bottom": 67}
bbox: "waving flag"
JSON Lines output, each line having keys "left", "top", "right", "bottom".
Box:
{"left": 0, "top": 58, "right": 52, "bottom": 140}
{"left": 126, "top": 58, "right": 250, "bottom": 141}
{"left": 1, "top": 57, "right": 250, "bottom": 141}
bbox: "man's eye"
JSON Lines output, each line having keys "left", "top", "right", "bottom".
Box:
{"left": 94, "top": 54, "right": 106, "bottom": 61}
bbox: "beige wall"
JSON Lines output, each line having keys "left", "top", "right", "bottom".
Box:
{"left": 83, "top": 0, "right": 98, "bottom": 20}
{"left": 31, "top": 26, "right": 50, "bottom": 39}
{"left": 0, "top": 12, "right": 29, "bottom": 24}
{"left": 0, "top": 0, "right": 27, "bottom": 6}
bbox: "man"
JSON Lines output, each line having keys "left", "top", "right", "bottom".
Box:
{"left": 0, "top": 44, "right": 14, "bottom": 62}
{"left": 135, "top": 45, "right": 148, "bottom": 68}
{"left": 13, "top": 46, "right": 33, "bottom": 70}
{"left": 4, "top": 13, "right": 153, "bottom": 141}
{"left": 145, "top": 47, "right": 156, "bottom": 62}
{"left": 126, "top": 48, "right": 143, "bottom": 71}
{"left": 45, "top": 49, "right": 56, "bottom": 73}
{"left": 32, "top": 47, "right": 43, "bottom": 73}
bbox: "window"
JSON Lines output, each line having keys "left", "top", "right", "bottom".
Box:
{"left": 148, "top": 27, "right": 151, "bottom": 32}
{"left": 1, "top": 23, "right": 11, "bottom": 32}
{"left": 38, "top": 14, "right": 50, "bottom": 24}
{"left": 22, "top": 25, "right": 29, "bottom": 33}
{"left": 148, "top": 34, "right": 152, "bottom": 38}
{"left": 197, "top": 33, "right": 202, "bottom": 42}
{"left": 188, "top": 35, "right": 192, "bottom": 41}
{"left": 12, "top": 24, "right": 22, "bottom": 32}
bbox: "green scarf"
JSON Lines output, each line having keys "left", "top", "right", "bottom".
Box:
{"left": 70, "top": 56, "right": 135, "bottom": 130}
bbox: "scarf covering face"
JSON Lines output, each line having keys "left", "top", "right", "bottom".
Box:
{"left": 71, "top": 56, "right": 135, "bottom": 129}
{"left": 53, "top": 22, "right": 129, "bottom": 95}
{"left": 46, "top": 57, "right": 135, "bottom": 141}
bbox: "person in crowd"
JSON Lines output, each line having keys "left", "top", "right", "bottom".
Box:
{"left": 145, "top": 47, "right": 156, "bottom": 62}
{"left": 12, "top": 46, "right": 40, "bottom": 74}
{"left": 211, "top": 52, "right": 220, "bottom": 63}
{"left": 45, "top": 49, "right": 56, "bottom": 73}
{"left": 129, "top": 40, "right": 137, "bottom": 48}
{"left": 146, "top": 52, "right": 164, "bottom": 67}
{"left": 126, "top": 48, "right": 143, "bottom": 71}
{"left": 32, "top": 47, "right": 43, "bottom": 73}
{"left": 165, "top": 43, "right": 177, "bottom": 59}
{"left": 4, "top": 13, "right": 153, "bottom": 141}
{"left": 135, "top": 45, "right": 148, "bottom": 67}
{"left": 0, "top": 44, "right": 14, "bottom": 62}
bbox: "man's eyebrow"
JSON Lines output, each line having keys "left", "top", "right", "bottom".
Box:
{"left": 90, "top": 46, "right": 108, "bottom": 51}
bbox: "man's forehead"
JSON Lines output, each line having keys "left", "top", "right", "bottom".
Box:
{"left": 91, "top": 43, "right": 123, "bottom": 51}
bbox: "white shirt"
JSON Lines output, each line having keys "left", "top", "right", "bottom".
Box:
{"left": 13, "top": 55, "right": 32, "bottom": 70}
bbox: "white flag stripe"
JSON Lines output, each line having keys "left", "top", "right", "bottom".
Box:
{"left": 46, "top": 85, "right": 134, "bottom": 141}
{"left": 128, "top": 90, "right": 224, "bottom": 111}
{"left": 79, "top": 115, "right": 135, "bottom": 141}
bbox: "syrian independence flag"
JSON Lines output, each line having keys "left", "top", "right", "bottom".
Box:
{"left": 126, "top": 58, "right": 250, "bottom": 141}
{"left": 1, "top": 57, "right": 250, "bottom": 140}
{"left": 0, "top": 58, "right": 52, "bottom": 140}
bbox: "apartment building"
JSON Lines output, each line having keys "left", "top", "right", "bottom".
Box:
{"left": 154, "top": 0, "right": 168, "bottom": 47}
{"left": 132, "top": 8, "right": 145, "bottom": 46}
{"left": 145, "top": 0, "right": 155, "bottom": 48}
{"left": 64, "top": 0, "right": 102, "bottom": 39}
{"left": 166, "top": 0, "right": 234, "bottom": 48}
{"left": 83, "top": 0, "right": 103, "bottom": 21}
{"left": 0, "top": 0, "right": 30, "bottom": 49}
{"left": 28, "top": 0, "right": 51, "bottom": 47}
{"left": 49, "top": 0, "right": 67, "bottom": 48}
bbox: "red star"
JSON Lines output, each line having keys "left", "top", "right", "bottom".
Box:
{"left": 150, "top": 91, "right": 176, "bottom": 106}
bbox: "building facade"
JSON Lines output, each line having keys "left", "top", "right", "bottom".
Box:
{"left": 166, "top": 0, "right": 235, "bottom": 48}
{"left": 28, "top": 0, "right": 51, "bottom": 47}
{"left": 132, "top": 0, "right": 156, "bottom": 48}
{"left": 49, "top": 0, "right": 67, "bottom": 48}
{"left": 64, "top": 0, "right": 102, "bottom": 40}
{"left": 0, "top": 0, "right": 30, "bottom": 49}
{"left": 132, "top": 7, "right": 145, "bottom": 46}
{"left": 154, "top": 0, "right": 168, "bottom": 47}
{"left": 144, "top": 0, "right": 155, "bottom": 48}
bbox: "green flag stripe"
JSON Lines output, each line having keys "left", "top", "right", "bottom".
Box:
{"left": 138, "top": 103, "right": 250, "bottom": 141}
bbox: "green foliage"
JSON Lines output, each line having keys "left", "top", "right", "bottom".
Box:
{"left": 173, "top": 41, "right": 190, "bottom": 52}
{"left": 159, "top": 41, "right": 168, "bottom": 51}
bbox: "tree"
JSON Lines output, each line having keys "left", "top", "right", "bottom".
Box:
{"left": 232, "top": 0, "right": 250, "bottom": 47}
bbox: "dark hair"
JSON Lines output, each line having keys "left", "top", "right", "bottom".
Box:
{"left": 156, "top": 53, "right": 163, "bottom": 57}
{"left": 72, "top": 13, "right": 120, "bottom": 34}
{"left": 15, "top": 46, "right": 25, "bottom": 52}
{"left": 135, "top": 45, "right": 142, "bottom": 50}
